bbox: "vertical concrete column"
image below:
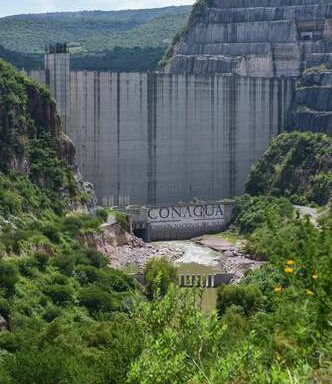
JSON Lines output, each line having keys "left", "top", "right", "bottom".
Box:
{"left": 211, "top": 275, "right": 215, "bottom": 288}
{"left": 186, "top": 275, "right": 190, "bottom": 287}
{"left": 45, "top": 43, "right": 70, "bottom": 132}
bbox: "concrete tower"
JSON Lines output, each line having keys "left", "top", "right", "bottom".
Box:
{"left": 45, "top": 43, "right": 70, "bottom": 132}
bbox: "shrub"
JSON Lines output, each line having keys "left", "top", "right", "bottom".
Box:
{"left": 41, "top": 223, "right": 61, "bottom": 243}
{"left": 144, "top": 257, "right": 178, "bottom": 300}
{"left": 0, "top": 332, "right": 19, "bottom": 352}
{"left": 34, "top": 251, "right": 50, "bottom": 271}
{"left": 0, "top": 297, "right": 10, "bottom": 320}
{"left": 0, "top": 262, "right": 19, "bottom": 296}
{"left": 43, "top": 304, "right": 62, "bottom": 322}
{"left": 96, "top": 209, "right": 108, "bottom": 222}
{"left": 0, "top": 189, "right": 23, "bottom": 217}
{"left": 235, "top": 194, "right": 294, "bottom": 234}
{"left": 17, "top": 258, "right": 38, "bottom": 277}
{"left": 245, "top": 132, "right": 332, "bottom": 206}
{"left": 84, "top": 248, "right": 107, "bottom": 269}
{"left": 79, "top": 287, "right": 117, "bottom": 314}
{"left": 97, "top": 268, "right": 135, "bottom": 293}
{"left": 217, "top": 284, "right": 263, "bottom": 316}
{"left": 53, "top": 253, "right": 76, "bottom": 275}
{"left": 114, "top": 211, "right": 129, "bottom": 231}
{"left": 44, "top": 284, "right": 74, "bottom": 305}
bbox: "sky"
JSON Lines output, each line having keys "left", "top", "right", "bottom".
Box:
{"left": 0, "top": 0, "right": 194, "bottom": 17}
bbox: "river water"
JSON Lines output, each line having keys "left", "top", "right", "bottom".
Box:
{"left": 153, "top": 240, "right": 224, "bottom": 312}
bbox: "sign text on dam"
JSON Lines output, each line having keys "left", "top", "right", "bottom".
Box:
{"left": 147, "top": 204, "right": 224, "bottom": 223}
{"left": 125, "top": 202, "right": 235, "bottom": 241}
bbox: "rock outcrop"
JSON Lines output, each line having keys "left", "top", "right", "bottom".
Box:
{"left": 164, "top": 0, "right": 332, "bottom": 77}
{"left": 288, "top": 66, "right": 332, "bottom": 135}
{"left": 0, "top": 59, "right": 95, "bottom": 211}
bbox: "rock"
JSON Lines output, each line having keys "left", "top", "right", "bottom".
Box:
{"left": 0, "top": 315, "right": 8, "bottom": 331}
{"left": 223, "top": 250, "right": 235, "bottom": 258}
{"left": 164, "top": 0, "right": 332, "bottom": 78}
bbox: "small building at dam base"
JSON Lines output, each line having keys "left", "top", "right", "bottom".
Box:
{"left": 123, "top": 201, "right": 235, "bottom": 241}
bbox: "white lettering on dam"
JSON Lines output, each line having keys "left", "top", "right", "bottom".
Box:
{"left": 147, "top": 204, "right": 224, "bottom": 224}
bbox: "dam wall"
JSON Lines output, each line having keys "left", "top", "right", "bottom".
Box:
{"left": 26, "top": 69, "right": 295, "bottom": 205}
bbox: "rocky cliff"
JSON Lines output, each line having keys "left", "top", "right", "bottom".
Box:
{"left": 0, "top": 59, "right": 94, "bottom": 213}
{"left": 164, "top": 0, "right": 332, "bottom": 77}
{"left": 288, "top": 65, "right": 332, "bottom": 135}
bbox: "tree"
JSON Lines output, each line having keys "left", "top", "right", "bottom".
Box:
{"left": 143, "top": 257, "right": 178, "bottom": 300}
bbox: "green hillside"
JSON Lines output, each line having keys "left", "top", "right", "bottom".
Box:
{"left": 246, "top": 132, "right": 332, "bottom": 206}
{"left": 0, "top": 7, "right": 191, "bottom": 71}
{"left": 0, "top": 7, "right": 191, "bottom": 53}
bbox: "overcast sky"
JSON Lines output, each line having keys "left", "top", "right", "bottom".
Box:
{"left": 0, "top": 0, "right": 194, "bottom": 17}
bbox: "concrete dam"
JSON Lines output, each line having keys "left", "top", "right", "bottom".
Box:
{"left": 26, "top": 46, "right": 295, "bottom": 206}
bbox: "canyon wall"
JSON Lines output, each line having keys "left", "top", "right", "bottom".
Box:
{"left": 165, "top": 0, "right": 332, "bottom": 77}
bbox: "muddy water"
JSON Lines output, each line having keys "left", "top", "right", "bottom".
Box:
{"left": 153, "top": 241, "right": 224, "bottom": 312}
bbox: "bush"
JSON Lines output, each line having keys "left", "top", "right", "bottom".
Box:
{"left": 114, "top": 211, "right": 130, "bottom": 231}
{"left": 75, "top": 265, "right": 102, "bottom": 285}
{"left": 97, "top": 268, "right": 135, "bottom": 293}
{"left": 44, "top": 284, "right": 74, "bottom": 305}
{"left": 95, "top": 209, "right": 108, "bottom": 222}
{"left": 0, "top": 262, "right": 19, "bottom": 296}
{"left": 84, "top": 248, "right": 107, "bottom": 269}
{"left": 144, "top": 257, "right": 178, "bottom": 300}
{"left": 0, "top": 332, "right": 19, "bottom": 352}
{"left": 235, "top": 194, "right": 294, "bottom": 234}
{"left": 34, "top": 251, "right": 50, "bottom": 271}
{"left": 53, "top": 253, "right": 76, "bottom": 275}
{"left": 0, "top": 297, "right": 10, "bottom": 320}
{"left": 61, "top": 214, "right": 101, "bottom": 236}
{"left": 43, "top": 304, "right": 62, "bottom": 322}
{"left": 217, "top": 284, "right": 263, "bottom": 316}
{"left": 245, "top": 132, "right": 332, "bottom": 206}
{"left": 2, "top": 346, "right": 96, "bottom": 384}
{"left": 79, "top": 287, "right": 118, "bottom": 314}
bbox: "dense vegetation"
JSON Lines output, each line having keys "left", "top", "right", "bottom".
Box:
{"left": 0, "top": 60, "right": 141, "bottom": 382}
{"left": 0, "top": 7, "right": 191, "bottom": 71}
{"left": 0, "top": 63, "right": 330, "bottom": 383}
{"left": 0, "top": 45, "right": 42, "bottom": 70}
{"left": 246, "top": 132, "right": 332, "bottom": 206}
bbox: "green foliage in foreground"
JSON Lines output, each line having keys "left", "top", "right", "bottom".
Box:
{"left": 246, "top": 132, "right": 332, "bottom": 206}
{"left": 0, "top": 207, "right": 330, "bottom": 383}
{"left": 129, "top": 211, "right": 331, "bottom": 384}
{"left": 144, "top": 257, "right": 178, "bottom": 300}
{"left": 0, "top": 210, "right": 139, "bottom": 383}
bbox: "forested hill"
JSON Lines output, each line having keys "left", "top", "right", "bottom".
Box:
{"left": 0, "top": 6, "right": 191, "bottom": 71}
{"left": 246, "top": 132, "right": 332, "bottom": 206}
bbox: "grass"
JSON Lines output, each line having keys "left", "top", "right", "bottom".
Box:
{"left": 214, "top": 230, "right": 241, "bottom": 245}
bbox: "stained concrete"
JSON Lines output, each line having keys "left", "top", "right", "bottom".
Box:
{"left": 67, "top": 72, "right": 294, "bottom": 205}
{"left": 25, "top": 68, "right": 294, "bottom": 206}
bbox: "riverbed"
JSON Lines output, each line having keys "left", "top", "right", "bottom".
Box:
{"left": 152, "top": 240, "right": 226, "bottom": 312}
{"left": 108, "top": 231, "right": 262, "bottom": 311}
